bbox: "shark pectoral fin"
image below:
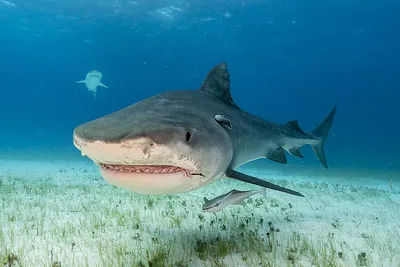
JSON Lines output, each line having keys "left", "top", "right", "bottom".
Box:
{"left": 288, "top": 147, "right": 304, "bottom": 158}
{"left": 214, "top": 115, "right": 232, "bottom": 129}
{"left": 203, "top": 197, "right": 209, "bottom": 202}
{"left": 233, "top": 199, "right": 246, "bottom": 205}
{"left": 266, "top": 147, "right": 287, "bottom": 164}
{"left": 225, "top": 168, "right": 304, "bottom": 197}
{"left": 75, "top": 80, "right": 86, "bottom": 84}
{"left": 99, "top": 82, "right": 109, "bottom": 89}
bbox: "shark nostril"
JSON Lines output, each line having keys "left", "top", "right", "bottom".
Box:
{"left": 139, "top": 138, "right": 156, "bottom": 158}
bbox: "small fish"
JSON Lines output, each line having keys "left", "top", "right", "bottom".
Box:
{"left": 203, "top": 188, "right": 267, "bottom": 212}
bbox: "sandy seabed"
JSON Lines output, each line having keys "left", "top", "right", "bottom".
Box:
{"left": 0, "top": 159, "right": 399, "bottom": 267}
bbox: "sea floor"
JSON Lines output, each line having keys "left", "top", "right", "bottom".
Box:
{"left": 0, "top": 159, "right": 399, "bottom": 267}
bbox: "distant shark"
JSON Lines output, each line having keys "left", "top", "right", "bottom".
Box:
{"left": 73, "top": 63, "right": 337, "bottom": 197}
{"left": 75, "top": 70, "right": 109, "bottom": 98}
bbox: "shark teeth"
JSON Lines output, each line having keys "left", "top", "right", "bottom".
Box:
{"left": 99, "top": 164, "right": 190, "bottom": 175}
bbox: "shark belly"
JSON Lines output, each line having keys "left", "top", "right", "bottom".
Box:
{"left": 86, "top": 77, "right": 101, "bottom": 91}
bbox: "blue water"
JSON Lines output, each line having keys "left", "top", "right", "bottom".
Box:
{"left": 0, "top": 0, "right": 398, "bottom": 171}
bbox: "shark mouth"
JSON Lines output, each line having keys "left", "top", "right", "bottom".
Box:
{"left": 97, "top": 162, "right": 206, "bottom": 195}
{"left": 72, "top": 135, "right": 206, "bottom": 194}
{"left": 99, "top": 163, "right": 204, "bottom": 177}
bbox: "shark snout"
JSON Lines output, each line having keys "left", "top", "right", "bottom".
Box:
{"left": 72, "top": 129, "right": 90, "bottom": 152}
{"left": 73, "top": 128, "right": 157, "bottom": 162}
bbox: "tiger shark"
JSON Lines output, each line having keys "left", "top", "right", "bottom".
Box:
{"left": 75, "top": 70, "right": 108, "bottom": 98}
{"left": 73, "top": 63, "right": 337, "bottom": 197}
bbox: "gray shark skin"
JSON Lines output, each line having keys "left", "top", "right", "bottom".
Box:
{"left": 73, "top": 63, "right": 337, "bottom": 196}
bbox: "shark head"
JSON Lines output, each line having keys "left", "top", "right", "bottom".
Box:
{"left": 87, "top": 70, "right": 103, "bottom": 78}
{"left": 85, "top": 70, "right": 102, "bottom": 91}
{"left": 73, "top": 64, "right": 235, "bottom": 195}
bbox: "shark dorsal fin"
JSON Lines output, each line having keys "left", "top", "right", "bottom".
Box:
{"left": 285, "top": 120, "right": 306, "bottom": 135}
{"left": 199, "top": 63, "right": 238, "bottom": 108}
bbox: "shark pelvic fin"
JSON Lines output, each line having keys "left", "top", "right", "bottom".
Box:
{"left": 225, "top": 169, "right": 304, "bottom": 197}
{"left": 266, "top": 147, "right": 287, "bottom": 164}
{"left": 310, "top": 101, "right": 338, "bottom": 169}
{"left": 199, "top": 63, "right": 239, "bottom": 108}
{"left": 288, "top": 147, "right": 304, "bottom": 158}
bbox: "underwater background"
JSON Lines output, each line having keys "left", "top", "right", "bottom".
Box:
{"left": 0, "top": 0, "right": 398, "bottom": 172}
{"left": 1, "top": 1, "right": 400, "bottom": 267}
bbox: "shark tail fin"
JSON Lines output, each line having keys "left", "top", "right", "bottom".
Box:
{"left": 310, "top": 101, "right": 338, "bottom": 169}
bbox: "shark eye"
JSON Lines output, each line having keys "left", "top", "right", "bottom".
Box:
{"left": 185, "top": 132, "right": 191, "bottom": 143}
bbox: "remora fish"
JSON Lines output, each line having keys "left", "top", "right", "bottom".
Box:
{"left": 203, "top": 188, "right": 267, "bottom": 212}
{"left": 73, "top": 63, "right": 337, "bottom": 196}
{"left": 75, "top": 70, "right": 109, "bottom": 98}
